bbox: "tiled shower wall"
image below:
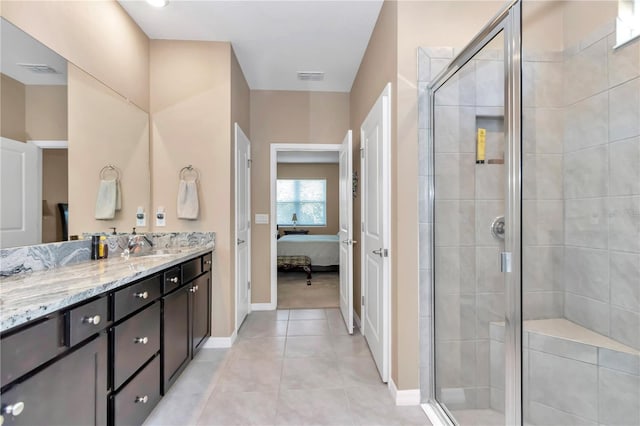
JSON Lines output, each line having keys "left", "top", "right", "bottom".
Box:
{"left": 559, "top": 23, "right": 640, "bottom": 351}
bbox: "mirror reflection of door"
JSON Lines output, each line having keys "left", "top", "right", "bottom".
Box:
{"left": 0, "top": 18, "right": 68, "bottom": 247}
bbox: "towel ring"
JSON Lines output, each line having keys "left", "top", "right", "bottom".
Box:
{"left": 180, "top": 165, "right": 200, "bottom": 182}
{"left": 99, "top": 164, "right": 120, "bottom": 180}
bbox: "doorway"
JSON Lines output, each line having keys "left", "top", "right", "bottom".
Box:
{"left": 269, "top": 140, "right": 353, "bottom": 332}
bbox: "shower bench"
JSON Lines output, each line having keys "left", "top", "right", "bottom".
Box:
{"left": 277, "top": 255, "right": 312, "bottom": 285}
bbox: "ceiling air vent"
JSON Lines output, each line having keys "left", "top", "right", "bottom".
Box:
{"left": 297, "top": 71, "right": 325, "bottom": 81}
{"left": 17, "top": 63, "right": 59, "bottom": 74}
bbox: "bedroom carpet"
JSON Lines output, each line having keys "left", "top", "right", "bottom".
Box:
{"left": 277, "top": 271, "right": 339, "bottom": 309}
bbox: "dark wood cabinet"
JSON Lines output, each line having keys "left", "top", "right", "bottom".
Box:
{"left": 112, "top": 356, "right": 160, "bottom": 426}
{"left": 113, "top": 302, "right": 161, "bottom": 390}
{"left": 162, "top": 263, "right": 211, "bottom": 394}
{"left": 0, "top": 333, "right": 107, "bottom": 426}
{"left": 161, "top": 286, "right": 190, "bottom": 394}
{"left": 191, "top": 273, "right": 211, "bottom": 356}
{"left": 1, "top": 251, "right": 212, "bottom": 426}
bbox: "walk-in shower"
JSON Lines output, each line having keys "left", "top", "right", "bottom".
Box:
{"left": 419, "top": 1, "right": 640, "bottom": 425}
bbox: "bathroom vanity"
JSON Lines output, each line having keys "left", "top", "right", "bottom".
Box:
{"left": 0, "top": 248, "right": 213, "bottom": 426}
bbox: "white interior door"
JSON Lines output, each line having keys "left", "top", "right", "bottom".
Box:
{"left": 1, "top": 137, "right": 41, "bottom": 248}
{"left": 360, "top": 84, "right": 391, "bottom": 382}
{"left": 339, "top": 130, "right": 354, "bottom": 334}
{"left": 235, "top": 123, "right": 251, "bottom": 330}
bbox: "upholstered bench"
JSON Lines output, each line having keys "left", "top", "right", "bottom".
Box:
{"left": 277, "top": 255, "right": 312, "bottom": 285}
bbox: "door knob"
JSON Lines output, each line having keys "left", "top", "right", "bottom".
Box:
{"left": 169, "top": 277, "right": 179, "bottom": 283}
{"left": 341, "top": 239, "right": 357, "bottom": 245}
{"left": 134, "top": 336, "right": 149, "bottom": 344}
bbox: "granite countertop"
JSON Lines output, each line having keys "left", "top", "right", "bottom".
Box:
{"left": 0, "top": 246, "right": 213, "bottom": 333}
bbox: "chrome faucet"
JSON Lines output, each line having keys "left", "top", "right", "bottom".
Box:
{"left": 126, "top": 234, "right": 154, "bottom": 256}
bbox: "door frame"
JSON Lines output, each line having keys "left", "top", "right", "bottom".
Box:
{"left": 359, "top": 83, "right": 392, "bottom": 383}
{"left": 267, "top": 143, "right": 343, "bottom": 311}
{"left": 424, "top": 0, "right": 522, "bottom": 424}
{"left": 234, "top": 123, "right": 251, "bottom": 333}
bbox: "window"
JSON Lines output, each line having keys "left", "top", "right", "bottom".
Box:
{"left": 277, "top": 179, "right": 326, "bottom": 226}
{"left": 616, "top": 0, "right": 640, "bottom": 48}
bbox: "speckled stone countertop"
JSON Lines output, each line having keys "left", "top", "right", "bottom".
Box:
{"left": 0, "top": 246, "right": 213, "bottom": 333}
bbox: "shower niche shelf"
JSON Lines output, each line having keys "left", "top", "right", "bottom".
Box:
{"left": 476, "top": 114, "right": 504, "bottom": 165}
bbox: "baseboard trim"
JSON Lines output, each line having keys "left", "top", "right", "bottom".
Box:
{"left": 203, "top": 330, "right": 237, "bottom": 348}
{"left": 251, "top": 302, "right": 276, "bottom": 311}
{"left": 353, "top": 310, "right": 362, "bottom": 329}
{"left": 389, "top": 378, "right": 421, "bottom": 406}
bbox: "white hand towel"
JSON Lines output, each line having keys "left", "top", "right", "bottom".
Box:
{"left": 177, "top": 179, "right": 199, "bottom": 220}
{"left": 95, "top": 179, "right": 117, "bottom": 219}
{"left": 115, "top": 179, "right": 122, "bottom": 211}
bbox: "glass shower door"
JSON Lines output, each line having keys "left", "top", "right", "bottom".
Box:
{"left": 432, "top": 31, "right": 509, "bottom": 426}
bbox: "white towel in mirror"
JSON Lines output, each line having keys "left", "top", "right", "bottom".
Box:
{"left": 95, "top": 179, "right": 117, "bottom": 219}
{"left": 116, "top": 179, "right": 122, "bottom": 211}
{"left": 177, "top": 180, "right": 199, "bottom": 220}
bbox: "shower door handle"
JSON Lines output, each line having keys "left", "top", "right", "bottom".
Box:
{"left": 500, "top": 252, "right": 512, "bottom": 273}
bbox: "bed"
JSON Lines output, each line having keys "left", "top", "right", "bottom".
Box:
{"left": 277, "top": 234, "right": 340, "bottom": 267}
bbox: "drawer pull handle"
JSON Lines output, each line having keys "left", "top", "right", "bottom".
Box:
{"left": 168, "top": 277, "right": 179, "bottom": 283}
{"left": 82, "top": 315, "right": 101, "bottom": 325}
{"left": 135, "top": 395, "right": 149, "bottom": 404}
{"left": 189, "top": 285, "right": 199, "bottom": 293}
{"left": 134, "top": 291, "right": 149, "bottom": 299}
{"left": 204, "top": 260, "right": 212, "bottom": 265}
{"left": 2, "top": 402, "right": 25, "bottom": 416}
{"left": 134, "top": 336, "right": 149, "bottom": 345}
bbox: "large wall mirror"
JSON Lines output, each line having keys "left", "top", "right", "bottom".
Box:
{"left": 0, "top": 17, "right": 150, "bottom": 249}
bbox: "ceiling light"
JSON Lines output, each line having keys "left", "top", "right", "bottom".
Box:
{"left": 146, "top": 0, "right": 169, "bottom": 7}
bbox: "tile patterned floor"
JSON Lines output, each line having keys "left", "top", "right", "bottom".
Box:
{"left": 144, "top": 308, "right": 430, "bottom": 426}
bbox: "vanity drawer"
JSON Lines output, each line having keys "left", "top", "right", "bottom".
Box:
{"left": 182, "top": 258, "right": 201, "bottom": 283}
{"left": 202, "top": 253, "right": 212, "bottom": 272}
{"left": 113, "top": 355, "right": 160, "bottom": 426}
{"left": 1, "top": 316, "right": 64, "bottom": 388}
{"left": 114, "top": 274, "right": 162, "bottom": 321}
{"left": 113, "top": 302, "right": 160, "bottom": 390}
{"left": 163, "top": 267, "right": 181, "bottom": 294}
{"left": 66, "top": 296, "right": 109, "bottom": 347}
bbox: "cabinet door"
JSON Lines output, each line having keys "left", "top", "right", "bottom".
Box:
{"left": 191, "top": 273, "right": 211, "bottom": 357}
{"left": 161, "top": 287, "right": 190, "bottom": 394}
{"left": 0, "top": 333, "right": 107, "bottom": 426}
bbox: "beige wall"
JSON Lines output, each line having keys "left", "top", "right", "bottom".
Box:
{"left": 1, "top": 73, "right": 26, "bottom": 141}
{"left": 250, "top": 90, "right": 350, "bottom": 303}
{"left": 42, "top": 149, "right": 68, "bottom": 243}
{"left": 150, "top": 40, "right": 237, "bottom": 337}
{"left": 1, "top": 0, "right": 149, "bottom": 111}
{"left": 276, "top": 163, "right": 340, "bottom": 235}
{"left": 26, "top": 85, "right": 67, "bottom": 141}
{"left": 68, "top": 63, "right": 150, "bottom": 237}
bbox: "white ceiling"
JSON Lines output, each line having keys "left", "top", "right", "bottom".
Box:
{"left": 277, "top": 150, "right": 339, "bottom": 163}
{"left": 118, "top": 0, "right": 383, "bottom": 92}
{"left": 1, "top": 19, "right": 67, "bottom": 86}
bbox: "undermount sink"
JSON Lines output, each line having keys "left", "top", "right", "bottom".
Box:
{"left": 122, "top": 248, "right": 186, "bottom": 259}
{"left": 148, "top": 248, "right": 186, "bottom": 256}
